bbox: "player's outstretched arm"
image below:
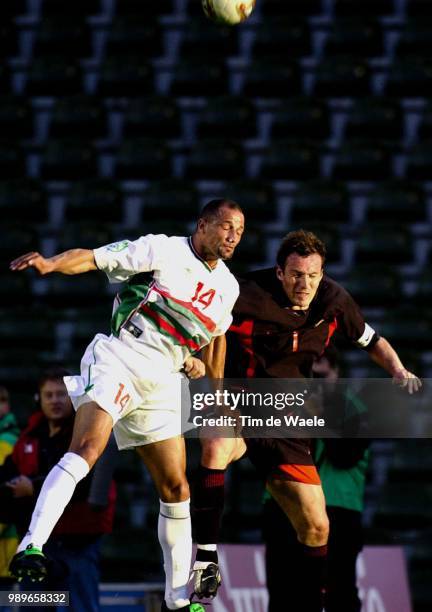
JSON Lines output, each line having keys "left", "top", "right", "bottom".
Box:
{"left": 368, "top": 336, "right": 421, "bottom": 394}
{"left": 10, "top": 249, "right": 97, "bottom": 276}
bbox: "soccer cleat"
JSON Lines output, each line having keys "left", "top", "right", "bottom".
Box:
{"left": 192, "top": 562, "right": 221, "bottom": 599}
{"left": 161, "top": 602, "right": 206, "bottom": 612}
{"left": 9, "top": 544, "right": 48, "bottom": 583}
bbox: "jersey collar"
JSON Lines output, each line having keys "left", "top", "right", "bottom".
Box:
{"left": 188, "top": 236, "right": 216, "bottom": 272}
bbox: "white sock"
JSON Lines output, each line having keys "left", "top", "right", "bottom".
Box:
{"left": 18, "top": 452, "right": 90, "bottom": 552}
{"left": 158, "top": 499, "right": 192, "bottom": 610}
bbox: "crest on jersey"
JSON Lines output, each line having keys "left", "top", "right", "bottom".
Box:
{"left": 106, "top": 240, "right": 129, "bottom": 252}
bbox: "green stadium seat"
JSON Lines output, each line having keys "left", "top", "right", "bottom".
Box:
{"left": 355, "top": 225, "right": 413, "bottom": 264}
{"left": 42, "top": 269, "right": 112, "bottom": 310}
{"left": 64, "top": 180, "right": 123, "bottom": 223}
{"left": 0, "top": 22, "right": 19, "bottom": 57}
{"left": 342, "top": 264, "right": 402, "bottom": 306}
{"left": 57, "top": 224, "right": 113, "bottom": 252}
{"left": 184, "top": 140, "right": 244, "bottom": 180}
{"left": 115, "top": 138, "right": 172, "bottom": 180}
{"left": 332, "top": 141, "right": 391, "bottom": 180}
{"left": 313, "top": 56, "right": 371, "bottom": 97}
{"left": 0, "top": 142, "right": 26, "bottom": 179}
{"left": 260, "top": 0, "right": 321, "bottom": 17}
{"left": 414, "top": 271, "right": 432, "bottom": 306}
{"left": 251, "top": 18, "right": 311, "bottom": 58}
{"left": 26, "top": 57, "right": 83, "bottom": 95}
{"left": 365, "top": 181, "right": 426, "bottom": 223}
{"left": 123, "top": 97, "right": 181, "bottom": 139}
{"left": 196, "top": 96, "right": 256, "bottom": 140}
{"left": 417, "top": 101, "right": 432, "bottom": 139}
{"left": 396, "top": 19, "right": 432, "bottom": 57}
{"left": 0, "top": 0, "right": 26, "bottom": 18}
{"left": 345, "top": 98, "right": 403, "bottom": 141}
{"left": 97, "top": 56, "right": 153, "bottom": 97}
{"left": 50, "top": 96, "right": 107, "bottom": 139}
{"left": 113, "top": 0, "right": 173, "bottom": 16}
{"left": 333, "top": 0, "right": 394, "bottom": 16}
{"left": 291, "top": 180, "right": 350, "bottom": 224}
{"left": 33, "top": 17, "right": 92, "bottom": 58}
{"left": 223, "top": 180, "right": 277, "bottom": 222}
{"left": 385, "top": 58, "right": 432, "bottom": 97}
{"left": 378, "top": 306, "right": 432, "bottom": 350}
{"left": 0, "top": 179, "right": 48, "bottom": 223}
{"left": 373, "top": 483, "right": 432, "bottom": 530}
{"left": 387, "top": 440, "right": 432, "bottom": 483}
{"left": 242, "top": 58, "right": 302, "bottom": 98}
{"left": 407, "top": 0, "right": 432, "bottom": 17}
{"left": 0, "top": 64, "right": 11, "bottom": 92}
{"left": 406, "top": 143, "right": 432, "bottom": 180}
{"left": 40, "top": 0, "right": 100, "bottom": 16}
{"left": 40, "top": 140, "right": 97, "bottom": 180}
{"left": 260, "top": 140, "right": 319, "bottom": 180}
{"left": 169, "top": 59, "right": 229, "bottom": 96}
{"left": 270, "top": 98, "right": 330, "bottom": 141}
{"left": 324, "top": 18, "right": 384, "bottom": 57}
{"left": 0, "top": 315, "right": 56, "bottom": 352}
{"left": 142, "top": 179, "right": 199, "bottom": 221}
{"left": 106, "top": 16, "right": 163, "bottom": 58}
{"left": 179, "top": 18, "right": 239, "bottom": 58}
{"left": 0, "top": 274, "right": 32, "bottom": 306}
{"left": 0, "top": 96, "right": 33, "bottom": 139}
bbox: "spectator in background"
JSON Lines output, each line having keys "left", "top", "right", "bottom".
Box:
{"left": 263, "top": 347, "right": 369, "bottom": 612}
{"left": 0, "top": 369, "right": 117, "bottom": 612}
{"left": 0, "top": 385, "right": 20, "bottom": 595}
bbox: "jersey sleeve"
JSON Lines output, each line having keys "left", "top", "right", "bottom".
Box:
{"left": 213, "top": 277, "right": 240, "bottom": 337}
{"left": 336, "top": 290, "right": 379, "bottom": 350}
{"left": 93, "top": 234, "right": 169, "bottom": 283}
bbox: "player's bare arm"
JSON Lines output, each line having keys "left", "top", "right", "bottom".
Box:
{"left": 201, "top": 334, "right": 227, "bottom": 379}
{"left": 10, "top": 249, "right": 97, "bottom": 275}
{"left": 368, "top": 336, "right": 421, "bottom": 394}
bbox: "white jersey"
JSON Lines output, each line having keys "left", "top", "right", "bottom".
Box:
{"left": 94, "top": 234, "right": 239, "bottom": 371}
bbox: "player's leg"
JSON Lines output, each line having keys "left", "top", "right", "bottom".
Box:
{"left": 10, "top": 402, "right": 113, "bottom": 582}
{"left": 192, "top": 436, "right": 246, "bottom": 598}
{"left": 136, "top": 436, "right": 197, "bottom": 612}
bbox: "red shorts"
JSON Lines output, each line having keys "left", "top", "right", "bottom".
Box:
{"left": 245, "top": 438, "right": 321, "bottom": 485}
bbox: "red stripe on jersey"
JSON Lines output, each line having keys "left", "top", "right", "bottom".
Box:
{"left": 230, "top": 319, "right": 257, "bottom": 378}
{"left": 153, "top": 287, "right": 217, "bottom": 333}
{"left": 324, "top": 317, "right": 338, "bottom": 348}
{"left": 275, "top": 463, "right": 321, "bottom": 485}
{"left": 140, "top": 303, "right": 201, "bottom": 352}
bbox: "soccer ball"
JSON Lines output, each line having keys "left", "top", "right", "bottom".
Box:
{"left": 202, "top": 0, "right": 256, "bottom": 26}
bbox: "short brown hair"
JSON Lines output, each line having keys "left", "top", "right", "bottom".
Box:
{"left": 199, "top": 199, "right": 243, "bottom": 222}
{"left": 276, "top": 229, "right": 326, "bottom": 269}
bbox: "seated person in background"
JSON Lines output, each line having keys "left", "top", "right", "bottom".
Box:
{"left": 0, "top": 368, "right": 117, "bottom": 612}
{"left": 263, "top": 348, "right": 369, "bottom": 612}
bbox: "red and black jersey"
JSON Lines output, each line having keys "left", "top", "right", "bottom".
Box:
{"left": 226, "top": 267, "right": 379, "bottom": 378}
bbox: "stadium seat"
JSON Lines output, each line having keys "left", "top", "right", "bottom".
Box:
{"left": 0, "top": 21, "right": 19, "bottom": 57}
{"left": 0, "top": 0, "right": 26, "bottom": 18}
{"left": 64, "top": 180, "right": 123, "bottom": 223}
{"left": 33, "top": 17, "right": 92, "bottom": 58}
{"left": 0, "top": 225, "right": 38, "bottom": 269}
{"left": 229, "top": 226, "right": 268, "bottom": 268}
{"left": 25, "top": 57, "right": 83, "bottom": 95}
{"left": 0, "top": 64, "right": 11, "bottom": 92}
{"left": 0, "top": 96, "right": 33, "bottom": 139}
{"left": 269, "top": 98, "right": 330, "bottom": 141}
{"left": 377, "top": 307, "right": 432, "bottom": 350}
{"left": 0, "top": 317, "right": 56, "bottom": 353}
{"left": 251, "top": 18, "right": 311, "bottom": 58}
{"left": 405, "top": 143, "right": 432, "bottom": 180}
{"left": 169, "top": 59, "right": 229, "bottom": 96}
{"left": 0, "top": 141, "right": 26, "bottom": 179}
{"left": 406, "top": 0, "right": 432, "bottom": 17}
{"left": 113, "top": 0, "right": 173, "bottom": 16}
{"left": 333, "top": 0, "right": 394, "bottom": 16}
{"left": 373, "top": 484, "right": 432, "bottom": 530}
{"left": 69, "top": 315, "right": 112, "bottom": 355}
{"left": 342, "top": 265, "right": 402, "bottom": 306}
{"left": 57, "top": 223, "right": 113, "bottom": 253}
{"left": 184, "top": 140, "right": 244, "bottom": 180}
{"left": 0, "top": 275, "right": 32, "bottom": 307}
{"left": 196, "top": 96, "right": 256, "bottom": 140}
{"left": 179, "top": 18, "right": 239, "bottom": 58}
{"left": 40, "top": 140, "right": 97, "bottom": 180}
{"left": 331, "top": 141, "right": 391, "bottom": 180}
{"left": 97, "top": 56, "right": 153, "bottom": 97}
{"left": 324, "top": 18, "right": 383, "bottom": 57}
{"left": 106, "top": 16, "right": 163, "bottom": 58}
{"left": 142, "top": 179, "right": 199, "bottom": 221}
{"left": 260, "top": 140, "right": 319, "bottom": 180}
{"left": 385, "top": 58, "right": 432, "bottom": 97}
{"left": 416, "top": 101, "right": 432, "bottom": 140}
{"left": 0, "top": 179, "right": 48, "bottom": 223}
{"left": 223, "top": 180, "right": 277, "bottom": 222}
{"left": 313, "top": 56, "right": 371, "bottom": 97}
{"left": 260, "top": 0, "right": 321, "bottom": 17}
{"left": 365, "top": 181, "right": 426, "bottom": 223}
{"left": 291, "top": 180, "right": 350, "bottom": 224}
{"left": 396, "top": 19, "right": 432, "bottom": 57}
{"left": 242, "top": 58, "right": 302, "bottom": 98}
{"left": 345, "top": 97, "right": 403, "bottom": 141}
{"left": 354, "top": 225, "right": 413, "bottom": 264}
{"left": 50, "top": 96, "right": 107, "bottom": 139}
{"left": 40, "top": 0, "right": 100, "bottom": 16}
{"left": 115, "top": 138, "right": 172, "bottom": 180}
{"left": 414, "top": 271, "right": 432, "bottom": 306}
{"left": 42, "top": 274, "right": 112, "bottom": 309}
{"left": 123, "top": 97, "right": 181, "bottom": 139}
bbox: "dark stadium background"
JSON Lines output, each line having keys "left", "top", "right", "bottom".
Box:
{"left": 1, "top": 0, "right": 432, "bottom": 609}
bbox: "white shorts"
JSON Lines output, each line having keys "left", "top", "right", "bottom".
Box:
{"left": 64, "top": 333, "right": 190, "bottom": 450}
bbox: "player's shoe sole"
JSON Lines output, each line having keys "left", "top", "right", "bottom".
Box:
{"left": 9, "top": 544, "right": 48, "bottom": 583}
{"left": 193, "top": 562, "right": 221, "bottom": 599}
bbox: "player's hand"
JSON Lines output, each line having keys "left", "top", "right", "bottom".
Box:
{"left": 183, "top": 356, "right": 206, "bottom": 379}
{"left": 10, "top": 252, "right": 54, "bottom": 275}
{"left": 6, "top": 475, "right": 34, "bottom": 498}
{"left": 392, "top": 369, "right": 422, "bottom": 394}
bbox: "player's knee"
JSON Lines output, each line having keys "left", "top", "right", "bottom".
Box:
{"left": 299, "top": 515, "right": 329, "bottom": 546}
{"left": 159, "top": 474, "right": 190, "bottom": 503}
{"left": 201, "top": 438, "right": 235, "bottom": 469}
{"left": 68, "top": 440, "right": 102, "bottom": 469}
